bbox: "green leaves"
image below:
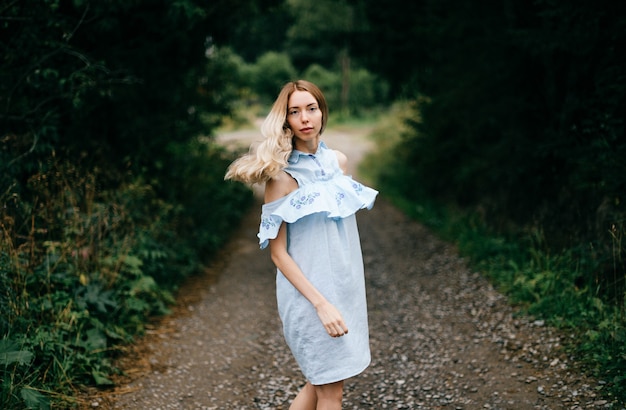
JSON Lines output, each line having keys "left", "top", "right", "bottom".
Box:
{"left": 91, "top": 369, "right": 114, "bottom": 386}
{"left": 20, "top": 387, "right": 50, "bottom": 410}
{"left": 0, "top": 339, "right": 33, "bottom": 366}
{"left": 0, "top": 145, "right": 250, "bottom": 407}
{"left": 0, "top": 339, "right": 50, "bottom": 409}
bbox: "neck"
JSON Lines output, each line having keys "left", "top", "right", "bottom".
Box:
{"left": 293, "top": 137, "right": 320, "bottom": 154}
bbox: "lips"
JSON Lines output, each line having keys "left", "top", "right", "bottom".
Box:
{"left": 300, "top": 127, "right": 313, "bottom": 133}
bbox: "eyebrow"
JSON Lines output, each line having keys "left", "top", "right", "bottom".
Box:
{"left": 288, "top": 102, "right": 318, "bottom": 110}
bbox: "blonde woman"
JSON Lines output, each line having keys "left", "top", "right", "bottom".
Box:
{"left": 226, "top": 80, "right": 377, "bottom": 409}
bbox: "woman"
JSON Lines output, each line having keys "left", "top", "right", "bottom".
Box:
{"left": 225, "top": 80, "right": 377, "bottom": 409}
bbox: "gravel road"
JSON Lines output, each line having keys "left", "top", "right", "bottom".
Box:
{"left": 94, "top": 126, "right": 618, "bottom": 409}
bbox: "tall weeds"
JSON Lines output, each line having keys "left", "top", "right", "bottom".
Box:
{"left": 0, "top": 141, "right": 252, "bottom": 409}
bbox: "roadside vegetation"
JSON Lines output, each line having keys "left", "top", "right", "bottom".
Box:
{"left": 0, "top": 3, "right": 257, "bottom": 408}
{"left": 361, "top": 102, "right": 625, "bottom": 405}
{"left": 354, "top": 1, "right": 624, "bottom": 403}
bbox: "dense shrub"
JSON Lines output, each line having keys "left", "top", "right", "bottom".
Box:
{"left": 1, "top": 1, "right": 255, "bottom": 408}
{"left": 0, "top": 143, "right": 251, "bottom": 408}
{"left": 354, "top": 0, "right": 626, "bottom": 266}
{"left": 301, "top": 64, "right": 388, "bottom": 118}
{"left": 249, "top": 51, "right": 298, "bottom": 104}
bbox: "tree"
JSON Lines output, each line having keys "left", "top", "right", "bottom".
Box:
{"left": 285, "top": 0, "right": 367, "bottom": 114}
{"left": 1, "top": 2, "right": 262, "bottom": 406}
{"left": 226, "top": 0, "right": 291, "bottom": 63}
{"left": 1, "top": 0, "right": 283, "bottom": 186}
{"left": 250, "top": 51, "right": 298, "bottom": 103}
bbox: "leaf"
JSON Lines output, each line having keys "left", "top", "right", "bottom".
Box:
{"left": 125, "top": 298, "right": 150, "bottom": 313}
{"left": 78, "top": 282, "right": 116, "bottom": 313}
{"left": 130, "top": 275, "right": 157, "bottom": 295}
{"left": 92, "top": 369, "right": 114, "bottom": 386}
{"left": 122, "top": 255, "right": 144, "bottom": 275}
{"left": 20, "top": 387, "right": 50, "bottom": 410}
{"left": 0, "top": 349, "right": 34, "bottom": 366}
{"left": 84, "top": 328, "right": 108, "bottom": 351}
{"left": 0, "top": 339, "right": 34, "bottom": 366}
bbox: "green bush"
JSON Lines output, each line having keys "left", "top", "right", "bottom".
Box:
{"left": 347, "top": 68, "right": 388, "bottom": 117}
{"left": 0, "top": 141, "right": 252, "bottom": 409}
{"left": 249, "top": 51, "right": 298, "bottom": 104}
{"left": 301, "top": 64, "right": 389, "bottom": 118}
{"left": 302, "top": 64, "right": 341, "bottom": 107}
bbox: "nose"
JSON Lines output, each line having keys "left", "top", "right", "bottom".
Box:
{"left": 300, "top": 110, "right": 309, "bottom": 122}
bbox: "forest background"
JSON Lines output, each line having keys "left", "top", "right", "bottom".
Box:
{"left": 1, "top": 0, "right": 624, "bottom": 408}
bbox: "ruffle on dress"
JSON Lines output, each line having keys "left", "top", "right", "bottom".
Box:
{"left": 258, "top": 175, "right": 378, "bottom": 249}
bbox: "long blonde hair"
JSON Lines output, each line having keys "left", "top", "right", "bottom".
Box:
{"left": 224, "top": 80, "right": 329, "bottom": 184}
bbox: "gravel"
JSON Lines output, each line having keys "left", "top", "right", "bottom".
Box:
{"left": 87, "top": 128, "right": 621, "bottom": 410}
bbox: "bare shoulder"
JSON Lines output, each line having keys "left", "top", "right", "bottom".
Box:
{"left": 264, "top": 171, "right": 298, "bottom": 203}
{"left": 334, "top": 150, "right": 348, "bottom": 174}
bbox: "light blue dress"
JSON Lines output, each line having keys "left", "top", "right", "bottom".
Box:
{"left": 258, "top": 141, "right": 378, "bottom": 385}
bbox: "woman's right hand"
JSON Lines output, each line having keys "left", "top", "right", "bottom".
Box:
{"left": 315, "top": 301, "right": 349, "bottom": 338}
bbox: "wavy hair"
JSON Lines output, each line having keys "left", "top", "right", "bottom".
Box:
{"left": 224, "top": 80, "right": 328, "bottom": 184}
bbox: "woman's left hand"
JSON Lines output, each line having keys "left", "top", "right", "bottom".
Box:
{"left": 315, "top": 301, "right": 349, "bottom": 338}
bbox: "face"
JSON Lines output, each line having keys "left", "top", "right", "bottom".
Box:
{"left": 286, "top": 90, "right": 323, "bottom": 151}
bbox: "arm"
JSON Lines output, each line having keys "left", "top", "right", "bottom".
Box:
{"left": 269, "top": 223, "right": 348, "bottom": 338}
{"left": 265, "top": 173, "right": 349, "bottom": 338}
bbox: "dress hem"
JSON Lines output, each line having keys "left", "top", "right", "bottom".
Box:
{"left": 306, "top": 357, "right": 371, "bottom": 386}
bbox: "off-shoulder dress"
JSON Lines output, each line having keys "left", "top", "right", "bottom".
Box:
{"left": 258, "top": 141, "right": 378, "bottom": 385}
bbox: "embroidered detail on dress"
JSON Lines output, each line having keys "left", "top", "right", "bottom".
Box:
{"left": 335, "top": 192, "right": 345, "bottom": 205}
{"left": 352, "top": 182, "right": 363, "bottom": 193}
{"left": 261, "top": 216, "right": 277, "bottom": 230}
{"left": 290, "top": 192, "right": 321, "bottom": 209}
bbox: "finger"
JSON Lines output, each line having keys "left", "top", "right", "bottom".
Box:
{"left": 334, "top": 325, "right": 348, "bottom": 337}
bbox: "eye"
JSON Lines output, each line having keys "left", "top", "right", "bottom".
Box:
{"left": 308, "top": 106, "right": 318, "bottom": 112}
{"left": 288, "top": 109, "right": 299, "bottom": 116}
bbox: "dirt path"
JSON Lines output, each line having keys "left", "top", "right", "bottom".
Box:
{"left": 99, "top": 125, "right": 609, "bottom": 409}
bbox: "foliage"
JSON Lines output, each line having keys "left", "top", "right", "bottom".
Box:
{"left": 218, "top": 50, "right": 389, "bottom": 119}
{"left": 204, "top": 0, "right": 286, "bottom": 61}
{"left": 0, "top": 0, "right": 275, "bottom": 186}
{"left": 285, "top": 0, "right": 365, "bottom": 68}
{"left": 248, "top": 51, "right": 298, "bottom": 104}
{"left": 352, "top": 0, "right": 626, "bottom": 254}
{"left": 210, "top": 0, "right": 393, "bottom": 114}
{"left": 287, "top": 0, "right": 367, "bottom": 114}
{"left": 226, "top": 0, "right": 291, "bottom": 63}
{"left": 356, "top": 0, "right": 626, "bottom": 402}
{"left": 1, "top": 161, "right": 159, "bottom": 408}
{"left": 0, "top": 144, "right": 251, "bottom": 408}
{"left": 356, "top": 0, "right": 626, "bottom": 360}
{"left": 1, "top": 0, "right": 255, "bottom": 408}
{"left": 151, "top": 139, "right": 254, "bottom": 285}
{"left": 363, "top": 103, "right": 626, "bottom": 404}
{"left": 301, "top": 64, "right": 388, "bottom": 118}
